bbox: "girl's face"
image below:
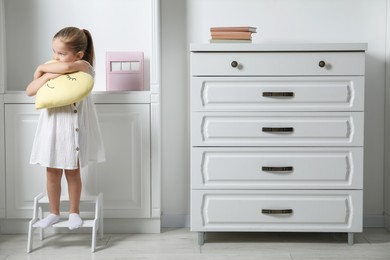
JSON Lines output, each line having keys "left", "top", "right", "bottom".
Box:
{"left": 51, "top": 38, "right": 83, "bottom": 62}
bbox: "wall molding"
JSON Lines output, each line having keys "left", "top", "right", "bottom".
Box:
{"left": 151, "top": 0, "right": 161, "bottom": 93}
{"left": 150, "top": 0, "right": 162, "bottom": 221}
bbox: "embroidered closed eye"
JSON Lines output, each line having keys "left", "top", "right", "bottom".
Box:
{"left": 67, "top": 75, "right": 77, "bottom": 81}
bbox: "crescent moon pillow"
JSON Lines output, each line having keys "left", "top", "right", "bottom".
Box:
{"left": 35, "top": 62, "right": 94, "bottom": 109}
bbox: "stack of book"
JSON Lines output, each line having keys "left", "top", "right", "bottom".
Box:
{"left": 210, "top": 26, "right": 257, "bottom": 43}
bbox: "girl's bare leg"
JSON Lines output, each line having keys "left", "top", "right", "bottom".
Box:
{"left": 33, "top": 168, "right": 62, "bottom": 228}
{"left": 65, "top": 167, "right": 82, "bottom": 229}
{"left": 46, "top": 167, "right": 63, "bottom": 214}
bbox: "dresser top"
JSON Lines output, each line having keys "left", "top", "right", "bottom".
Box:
{"left": 190, "top": 43, "right": 368, "bottom": 52}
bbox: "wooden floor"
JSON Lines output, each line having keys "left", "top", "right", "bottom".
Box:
{"left": 1, "top": 228, "right": 390, "bottom": 259}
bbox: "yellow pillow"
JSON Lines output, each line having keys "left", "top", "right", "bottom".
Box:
{"left": 35, "top": 65, "right": 94, "bottom": 109}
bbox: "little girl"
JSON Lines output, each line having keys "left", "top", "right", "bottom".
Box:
{"left": 26, "top": 27, "right": 105, "bottom": 230}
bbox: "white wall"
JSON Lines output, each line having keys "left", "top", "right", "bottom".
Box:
{"left": 4, "top": 0, "right": 152, "bottom": 91}
{"left": 0, "top": 0, "right": 5, "bottom": 93}
{"left": 385, "top": 0, "right": 390, "bottom": 231}
{"left": 161, "top": 0, "right": 190, "bottom": 227}
{"left": 161, "top": 0, "right": 387, "bottom": 227}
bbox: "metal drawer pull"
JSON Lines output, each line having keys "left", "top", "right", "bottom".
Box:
{"left": 231, "top": 61, "right": 238, "bottom": 68}
{"left": 262, "top": 127, "right": 294, "bottom": 133}
{"left": 262, "top": 166, "right": 294, "bottom": 172}
{"left": 262, "top": 209, "right": 293, "bottom": 215}
{"left": 262, "top": 92, "right": 294, "bottom": 97}
{"left": 319, "top": 60, "right": 326, "bottom": 68}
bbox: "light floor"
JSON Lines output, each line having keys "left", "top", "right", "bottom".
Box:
{"left": 1, "top": 228, "right": 390, "bottom": 260}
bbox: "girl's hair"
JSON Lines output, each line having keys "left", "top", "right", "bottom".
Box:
{"left": 53, "top": 27, "right": 95, "bottom": 66}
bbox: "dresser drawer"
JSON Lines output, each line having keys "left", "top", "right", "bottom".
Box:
{"left": 191, "top": 190, "right": 362, "bottom": 232}
{"left": 191, "top": 111, "right": 364, "bottom": 146}
{"left": 191, "top": 76, "right": 364, "bottom": 112}
{"left": 191, "top": 147, "right": 363, "bottom": 189}
{"left": 191, "top": 52, "right": 365, "bottom": 76}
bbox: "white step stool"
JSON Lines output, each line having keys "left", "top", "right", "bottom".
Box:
{"left": 27, "top": 192, "right": 103, "bottom": 253}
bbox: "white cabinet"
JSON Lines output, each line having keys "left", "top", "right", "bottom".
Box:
{"left": 4, "top": 102, "right": 152, "bottom": 221}
{"left": 5, "top": 104, "right": 43, "bottom": 218}
{"left": 190, "top": 43, "right": 367, "bottom": 245}
{"left": 95, "top": 104, "right": 150, "bottom": 218}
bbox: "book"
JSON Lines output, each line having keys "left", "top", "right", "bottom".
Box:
{"left": 209, "top": 26, "right": 257, "bottom": 43}
{"left": 209, "top": 39, "right": 252, "bottom": 43}
{"left": 211, "top": 31, "right": 252, "bottom": 40}
{"left": 210, "top": 26, "right": 257, "bottom": 33}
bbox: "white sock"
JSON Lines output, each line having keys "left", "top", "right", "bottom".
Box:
{"left": 33, "top": 213, "right": 60, "bottom": 228}
{"left": 68, "top": 213, "right": 83, "bottom": 230}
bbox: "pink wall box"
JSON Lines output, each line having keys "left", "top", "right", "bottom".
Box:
{"left": 106, "top": 51, "right": 144, "bottom": 91}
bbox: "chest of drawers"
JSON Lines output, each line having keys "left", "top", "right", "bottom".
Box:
{"left": 190, "top": 43, "right": 367, "bottom": 245}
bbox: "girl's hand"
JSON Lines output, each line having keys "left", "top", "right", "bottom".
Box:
{"left": 45, "top": 72, "right": 62, "bottom": 80}
{"left": 26, "top": 72, "right": 62, "bottom": 96}
{"left": 36, "top": 60, "right": 89, "bottom": 75}
{"left": 33, "top": 64, "right": 62, "bottom": 79}
{"left": 33, "top": 70, "right": 42, "bottom": 80}
{"left": 33, "top": 65, "right": 45, "bottom": 79}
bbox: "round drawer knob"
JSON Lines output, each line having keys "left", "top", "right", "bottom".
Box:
{"left": 318, "top": 60, "right": 326, "bottom": 68}
{"left": 231, "top": 61, "right": 238, "bottom": 68}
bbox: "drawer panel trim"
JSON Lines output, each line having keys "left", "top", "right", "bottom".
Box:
{"left": 191, "top": 147, "right": 363, "bottom": 189}
{"left": 191, "top": 76, "right": 364, "bottom": 111}
{"left": 192, "top": 112, "right": 364, "bottom": 146}
{"left": 191, "top": 52, "right": 365, "bottom": 76}
{"left": 191, "top": 190, "right": 362, "bottom": 232}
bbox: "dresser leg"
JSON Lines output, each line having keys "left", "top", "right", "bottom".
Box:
{"left": 198, "top": 232, "right": 205, "bottom": 246}
{"left": 348, "top": 232, "right": 354, "bottom": 245}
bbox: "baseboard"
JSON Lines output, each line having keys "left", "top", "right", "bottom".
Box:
{"left": 161, "top": 214, "right": 190, "bottom": 228}
{"left": 385, "top": 212, "right": 390, "bottom": 231}
{"left": 363, "top": 214, "right": 385, "bottom": 228}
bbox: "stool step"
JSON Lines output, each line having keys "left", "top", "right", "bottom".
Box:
{"left": 38, "top": 196, "right": 98, "bottom": 204}
{"left": 52, "top": 219, "right": 96, "bottom": 228}
{"left": 32, "top": 219, "right": 96, "bottom": 228}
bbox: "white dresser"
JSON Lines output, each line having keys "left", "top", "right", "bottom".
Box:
{"left": 190, "top": 43, "right": 367, "bottom": 245}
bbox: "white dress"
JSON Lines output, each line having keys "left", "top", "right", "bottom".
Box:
{"left": 30, "top": 63, "right": 105, "bottom": 170}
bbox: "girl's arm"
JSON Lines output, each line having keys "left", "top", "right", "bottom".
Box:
{"left": 34, "top": 60, "right": 89, "bottom": 78}
{"left": 26, "top": 72, "right": 61, "bottom": 96}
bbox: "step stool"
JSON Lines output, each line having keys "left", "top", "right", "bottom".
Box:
{"left": 27, "top": 192, "right": 103, "bottom": 253}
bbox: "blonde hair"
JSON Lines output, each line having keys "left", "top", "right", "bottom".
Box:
{"left": 53, "top": 27, "right": 95, "bottom": 66}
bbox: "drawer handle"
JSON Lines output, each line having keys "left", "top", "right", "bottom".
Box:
{"left": 262, "top": 127, "right": 294, "bottom": 133}
{"left": 318, "top": 60, "right": 326, "bottom": 68}
{"left": 262, "top": 209, "right": 293, "bottom": 215}
{"left": 231, "top": 61, "right": 238, "bottom": 68}
{"left": 262, "top": 92, "right": 294, "bottom": 97}
{"left": 262, "top": 166, "right": 294, "bottom": 172}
